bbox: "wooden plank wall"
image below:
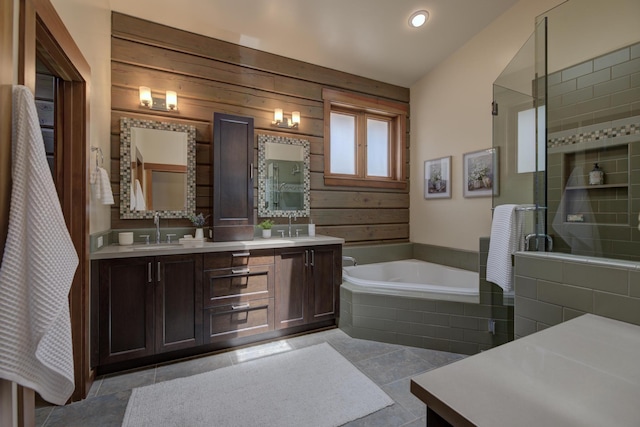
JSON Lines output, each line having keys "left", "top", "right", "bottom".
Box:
{"left": 110, "top": 12, "right": 410, "bottom": 245}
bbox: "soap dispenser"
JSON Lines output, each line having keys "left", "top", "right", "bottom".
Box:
{"left": 589, "top": 163, "right": 604, "bottom": 185}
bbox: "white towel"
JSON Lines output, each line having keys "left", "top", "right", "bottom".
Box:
{"left": 134, "top": 179, "right": 146, "bottom": 211}
{"left": 486, "top": 204, "right": 524, "bottom": 292}
{"left": 90, "top": 166, "right": 114, "bottom": 205}
{"left": 0, "top": 86, "right": 78, "bottom": 405}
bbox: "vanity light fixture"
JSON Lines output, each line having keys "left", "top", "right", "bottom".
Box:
{"left": 272, "top": 108, "right": 300, "bottom": 129}
{"left": 139, "top": 86, "right": 178, "bottom": 111}
{"left": 408, "top": 10, "right": 429, "bottom": 28}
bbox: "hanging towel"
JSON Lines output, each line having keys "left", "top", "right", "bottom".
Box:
{"left": 0, "top": 86, "right": 79, "bottom": 405}
{"left": 90, "top": 166, "right": 114, "bottom": 205}
{"left": 134, "top": 179, "right": 146, "bottom": 211}
{"left": 486, "top": 204, "right": 524, "bottom": 292}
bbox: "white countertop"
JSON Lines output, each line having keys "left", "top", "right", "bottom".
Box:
{"left": 91, "top": 234, "right": 344, "bottom": 260}
{"left": 411, "top": 314, "right": 640, "bottom": 427}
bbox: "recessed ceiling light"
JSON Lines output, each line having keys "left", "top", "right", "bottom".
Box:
{"left": 409, "top": 10, "right": 429, "bottom": 28}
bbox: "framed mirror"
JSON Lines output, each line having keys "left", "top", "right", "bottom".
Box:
{"left": 258, "top": 134, "right": 310, "bottom": 218}
{"left": 120, "top": 117, "right": 196, "bottom": 219}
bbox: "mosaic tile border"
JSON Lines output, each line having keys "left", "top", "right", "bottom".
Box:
{"left": 257, "top": 134, "right": 310, "bottom": 218}
{"left": 119, "top": 117, "right": 196, "bottom": 220}
{"left": 548, "top": 119, "right": 640, "bottom": 149}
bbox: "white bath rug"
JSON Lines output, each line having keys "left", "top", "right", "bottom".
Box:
{"left": 122, "top": 343, "right": 393, "bottom": 427}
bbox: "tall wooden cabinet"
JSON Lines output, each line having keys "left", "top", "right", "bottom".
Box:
{"left": 212, "top": 113, "right": 254, "bottom": 241}
{"left": 95, "top": 254, "right": 202, "bottom": 366}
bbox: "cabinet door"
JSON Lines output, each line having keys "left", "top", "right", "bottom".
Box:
{"left": 308, "top": 245, "right": 342, "bottom": 323}
{"left": 212, "top": 112, "right": 254, "bottom": 241}
{"left": 155, "top": 254, "right": 203, "bottom": 353}
{"left": 275, "top": 248, "right": 308, "bottom": 329}
{"left": 98, "top": 257, "right": 154, "bottom": 365}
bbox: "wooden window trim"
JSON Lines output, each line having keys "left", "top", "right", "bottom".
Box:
{"left": 323, "top": 88, "right": 407, "bottom": 190}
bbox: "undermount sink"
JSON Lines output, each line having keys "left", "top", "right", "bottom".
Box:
{"left": 131, "top": 244, "right": 183, "bottom": 251}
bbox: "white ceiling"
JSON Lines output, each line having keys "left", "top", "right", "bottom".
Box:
{"left": 109, "top": 0, "right": 521, "bottom": 87}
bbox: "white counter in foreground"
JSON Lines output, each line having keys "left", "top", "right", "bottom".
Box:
{"left": 411, "top": 314, "right": 640, "bottom": 427}
{"left": 91, "top": 234, "right": 344, "bottom": 260}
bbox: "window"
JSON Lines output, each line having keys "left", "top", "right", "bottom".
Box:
{"left": 323, "top": 88, "right": 408, "bottom": 189}
{"left": 517, "top": 105, "right": 546, "bottom": 173}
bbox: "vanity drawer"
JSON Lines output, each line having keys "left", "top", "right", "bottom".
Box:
{"left": 203, "top": 249, "right": 274, "bottom": 270}
{"left": 203, "top": 297, "right": 273, "bottom": 343}
{"left": 203, "top": 264, "right": 273, "bottom": 307}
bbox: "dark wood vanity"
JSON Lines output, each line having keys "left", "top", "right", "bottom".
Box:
{"left": 91, "top": 238, "right": 342, "bottom": 374}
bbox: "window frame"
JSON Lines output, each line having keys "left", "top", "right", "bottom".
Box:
{"left": 322, "top": 88, "right": 408, "bottom": 190}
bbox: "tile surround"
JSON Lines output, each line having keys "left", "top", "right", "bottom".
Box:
{"left": 340, "top": 241, "right": 512, "bottom": 356}
{"left": 514, "top": 252, "right": 640, "bottom": 338}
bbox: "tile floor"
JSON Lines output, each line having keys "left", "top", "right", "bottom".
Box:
{"left": 36, "top": 328, "right": 465, "bottom": 427}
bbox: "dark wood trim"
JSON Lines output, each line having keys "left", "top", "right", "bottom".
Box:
{"left": 323, "top": 177, "right": 408, "bottom": 190}
{"left": 0, "top": 2, "right": 24, "bottom": 423}
{"left": 143, "top": 163, "right": 187, "bottom": 173}
{"left": 410, "top": 380, "right": 475, "bottom": 427}
{"left": 32, "top": 0, "right": 90, "bottom": 81}
{"left": 0, "top": 0, "right": 14, "bottom": 257}
{"left": 322, "top": 88, "right": 409, "bottom": 115}
{"left": 322, "top": 88, "right": 408, "bottom": 191}
{"left": 30, "top": 0, "right": 92, "bottom": 402}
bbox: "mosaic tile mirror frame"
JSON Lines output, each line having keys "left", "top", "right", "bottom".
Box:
{"left": 120, "top": 117, "right": 196, "bottom": 219}
{"left": 257, "top": 134, "right": 311, "bottom": 218}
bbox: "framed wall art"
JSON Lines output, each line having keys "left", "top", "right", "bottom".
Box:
{"left": 463, "top": 148, "right": 499, "bottom": 198}
{"left": 424, "top": 156, "right": 451, "bottom": 199}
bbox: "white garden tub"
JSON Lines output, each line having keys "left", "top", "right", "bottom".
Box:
{"left": 342, "top": 259, "right": 479, "bottom": 303}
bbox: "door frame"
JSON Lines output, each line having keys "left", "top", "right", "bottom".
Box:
{"left": 0, "top": 0, "right": 93, "bottom": 411}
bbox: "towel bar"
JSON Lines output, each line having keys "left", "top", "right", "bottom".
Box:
{"left": 90, "top": 146, "right": 103, "bottom": 169}
{"left": 490, "top": 204, "right": 548, "bottom": 212}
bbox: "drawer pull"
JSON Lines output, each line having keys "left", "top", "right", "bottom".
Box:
{"left": 231, "top": 268, "right": 250, "bottom": 275}
{"left": 232, "top": 252, "right": 250, "bottom": 257}
{"left": 231, "top": 303, "right": 251, "bottom": 310}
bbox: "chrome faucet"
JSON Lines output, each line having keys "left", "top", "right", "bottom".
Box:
{"left": 288, "top": 214, "right": 297, "bottom": 237}
{"left": 154, "top": 212, "right": 161, "bottom": 244}
{"left": 342, "top": 256, "right": 357, "bottom": 266}
{"left": 525, "top": 233, "right": 553, "bottom": 252}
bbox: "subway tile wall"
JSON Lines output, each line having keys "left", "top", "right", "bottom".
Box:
{"left": 514, "top": 252, "right": 640, "bottom": 338}
{"left": 547, "top": 41, "right": 640, "bottom": 132}
{"left": 544, "top": 41, "right": 640, "bottom": 261}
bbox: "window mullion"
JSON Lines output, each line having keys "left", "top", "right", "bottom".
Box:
{"left": 357, "top": 113, "right": 366, "bottom": 179}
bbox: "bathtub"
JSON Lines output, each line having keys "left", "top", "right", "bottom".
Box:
{"left": 342, "top": 259, "right": 479, "bottom": 303}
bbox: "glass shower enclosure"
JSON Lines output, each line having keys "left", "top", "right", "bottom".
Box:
{"left": 492, "top": 18, "right": 548, "bottom": 252}
{"left": 493, "top": 0, "right": 640, "bottom": 262}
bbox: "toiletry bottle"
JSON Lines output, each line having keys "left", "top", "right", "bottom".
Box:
{"left": 589, "top": 163, "right": 604, "bottom": 185}
{"left": 308, "top": 219, "right": 316, "bottom": 237}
